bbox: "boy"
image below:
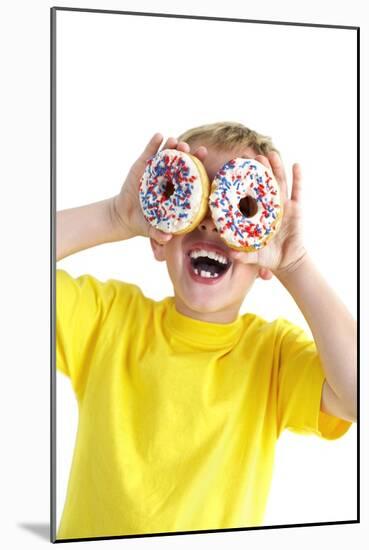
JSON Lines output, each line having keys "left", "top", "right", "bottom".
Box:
{"left": 56, "top": 122, "right": 356, "bottom": 540}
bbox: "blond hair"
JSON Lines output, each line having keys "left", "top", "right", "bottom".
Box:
{"left": 177, "top": 121, "right": 279, "bottom": 156}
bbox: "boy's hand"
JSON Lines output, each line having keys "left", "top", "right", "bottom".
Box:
{"left": 229, "top": 152, "right": 307, "bottom": 279}
{"left": 112, "top": 134, "right": 207, "bottom": 245}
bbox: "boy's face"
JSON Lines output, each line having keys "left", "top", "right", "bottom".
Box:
{"left": 150, "top": 144, "right": 263, "bottom": 323}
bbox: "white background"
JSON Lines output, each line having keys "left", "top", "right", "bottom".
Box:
{"left": 0, "top": 0, "right": 367, "bottom": 549}
{"left": 56, "top": 3, "right": 357, "bottom": 535}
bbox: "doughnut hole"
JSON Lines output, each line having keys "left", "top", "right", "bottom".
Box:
{"left": 239, "top": 195, "right": 258, "bottom": 218}
{"left": 163, "top": 180, "right": 175, "bottom": 200}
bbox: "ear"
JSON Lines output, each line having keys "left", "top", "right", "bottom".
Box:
{"left": 149, "top": 238, "right": 167, "bottom": 262}
{"left": 257, "top": 267, "right": 273, "bottom": 280}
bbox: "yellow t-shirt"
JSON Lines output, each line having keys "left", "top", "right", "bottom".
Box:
{"left": 56, "top": 269, "right": 351, "bottom": 540}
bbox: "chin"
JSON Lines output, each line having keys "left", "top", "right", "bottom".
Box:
{"left": 168, "top": 264, "right": 251, "bottom": 320}
{"left": 179, "top": 286, "right": 241, "bottom": 316}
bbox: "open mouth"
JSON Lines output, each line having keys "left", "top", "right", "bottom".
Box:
{"left": 186, "top": 247, "right": 232, "bottom": 281}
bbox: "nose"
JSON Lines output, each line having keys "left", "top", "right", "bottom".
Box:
{"left": 198, "top": 208, "right": 217, "bottom": 233}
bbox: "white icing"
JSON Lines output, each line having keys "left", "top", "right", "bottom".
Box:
{"left": 209, "top": 158, "right": 282, "bottom": 250}
{"left": 139, "top": 149, "right": 204, "bottom": 233}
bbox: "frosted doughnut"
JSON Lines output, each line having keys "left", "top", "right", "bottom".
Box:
{"left": 139, "top": 149, "right": 210, "bottom": 234}
{"left": 209, "top": 158, "right": 282, "bottom": 251}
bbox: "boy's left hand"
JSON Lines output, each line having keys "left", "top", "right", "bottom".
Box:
{"left": 229, "top": 151, "right": 307, "bottom": 280}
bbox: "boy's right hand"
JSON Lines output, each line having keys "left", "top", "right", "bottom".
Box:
{"left": 111, "top": 133, "right": 208, "bottom": 245}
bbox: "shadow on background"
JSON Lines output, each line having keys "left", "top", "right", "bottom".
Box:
{"left": 18, "top": 522, "right": 50, "bottom": 541}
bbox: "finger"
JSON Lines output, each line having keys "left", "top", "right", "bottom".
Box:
{"left": 267, "top": 150, "right": 288, "bottom": 185}
{"left": 255, "top": 155, "right": 284, "bottom": 202}
{"left": 229, "top": 249, "right": 258, "bottom": 264}
{"left": 191, "top": 145, "right": 208, "bottom": 162}
{"left": 161, "top": 136, "right": 178, "bottom": 150}
{"left": 139, "top": 133, "right": 164, "bottom": 160}
{"left": 291, "top": 163, "right": 302, "bottom": 203}
{"left": 148, "top": 226, "right": 173, "bottom": 245}
{"left": 254, "top": 154, "right": 272, "bottom": 170}
{"left": 267, "top": 151, "right": 288, "bottom": 202}
{"left": 176, "top": 141, "right": 191, "bottom": 153}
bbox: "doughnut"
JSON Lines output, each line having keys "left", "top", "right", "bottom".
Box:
{"left": 139, "top": 149, "right": 210, "bottom": 234}
{"left": 209, "top": 158, "right": 282, "bottom": 251}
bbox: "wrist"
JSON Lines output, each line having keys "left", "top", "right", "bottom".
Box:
{"left": 109, "top": 195, "right": 136, "bottom": 241}
{"left": 274, "top": 249, "right": 310, "bottom": 283}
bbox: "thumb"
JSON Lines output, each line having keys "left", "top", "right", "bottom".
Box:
{"left": 140, "top": 133, "right": 164, "bottom": 161}
{"left": 133, "top": 133, "right": 164, "bottom": 172}
{"left": 259, "top": 268, "right": 273, "bottom": 280}
{"left": 148, "top": 226, "right": 173, "bottom": 245}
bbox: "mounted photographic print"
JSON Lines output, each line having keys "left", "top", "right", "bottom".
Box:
{"left": 51, "top": 6, "right": 358, "bottom": 543}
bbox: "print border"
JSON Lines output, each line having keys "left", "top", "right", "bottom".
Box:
{"left": 50, "top": 6, "right": 360, "bottom": 543}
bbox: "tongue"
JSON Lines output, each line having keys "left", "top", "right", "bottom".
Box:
{"left": 196, "top": 260, "right": 221, "bottom": 275}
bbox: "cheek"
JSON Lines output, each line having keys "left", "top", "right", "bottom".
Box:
{"left": 164, "top": 236, "right": 185, "bottom": 265}
{"left": 164, "top": 247, "right": 184, "bottom": 279}
{"left": 232, "top": 262, "right": 258, "bottom": 285}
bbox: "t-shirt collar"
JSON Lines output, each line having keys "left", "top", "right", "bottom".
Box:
{"left": 163, "top": 297, "right": 244, "bottom": 349}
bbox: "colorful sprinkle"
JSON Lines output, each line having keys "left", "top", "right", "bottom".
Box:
{"left": 209, "top": 158, "right": 282, "bottom": 251}
{"left": 139, "top": 150, "right": 201, "bottom": 233}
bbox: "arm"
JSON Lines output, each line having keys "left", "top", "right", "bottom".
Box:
{"left": 56, "top": 134, "right": 173, "bottom": 262}
{"left": 276, "top": 255, "right": 357, "bottom": 422}
{"left": 57, "top": 198, "right": 129, "bottom": 261}
{"left": 56, "top": 134, "right": 209, "bottom": 262}
{"left": 229, "top": 152, "right": 356, "bottom": 423}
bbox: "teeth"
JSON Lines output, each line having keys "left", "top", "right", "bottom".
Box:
{"left": 190, "top": 267, "right": 219, "bottom": 279}
{"left": 192, "top": 265, "right": 219, "bottom": 278}
{"left": 200, "top": 270, "right": 219, "bottom": 279}
{"left": 189, "top": 248, "right": 228, "bottom": 264}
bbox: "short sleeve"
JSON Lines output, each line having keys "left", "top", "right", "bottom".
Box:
{"left": 56, "top": 269, "right": 141, "bottom": 398}
{"left": 276, "top": 319, "right": 352, "bottom": 440}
